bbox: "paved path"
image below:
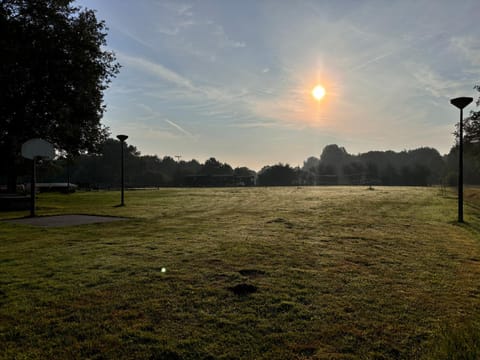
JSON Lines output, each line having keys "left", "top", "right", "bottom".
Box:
{"left": 3, "top": 214, "right": 128, "bottom": 227}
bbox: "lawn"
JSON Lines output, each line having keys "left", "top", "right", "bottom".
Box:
{"left": 1, "top": 186, "right": 480, "bottom": 359}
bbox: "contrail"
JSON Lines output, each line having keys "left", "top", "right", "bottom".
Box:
{"left": 348, "top": 33, "right": 439, "bottom": 73}
{"left": 164, "top": 118, "right": 193, "bottom": 137}
{"left": 348, "top": 49, "right": 397, "bottom": 72}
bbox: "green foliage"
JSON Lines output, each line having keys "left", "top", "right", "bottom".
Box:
{"left": 257, "top": 164, "right": 298, "bottom": 186}
{"left": 446, "top": 84, "right": 480, "bottom": 185}
{"left": 38, "top": 140, "right": 255, "bottom": 188}
{"left": 444, "top": 144, "right": 480, "bottom": 185}
{"left": 0, "top": 0, "right": 119, "bottom": 189}
{"left": 37, "top": 140, "right": 452, "bottom": 188}
{"left": 463, "top": 84, "right": 480, "bottom": 143}
{"left": 200, "top": 157, "right": 233, "bottom": 176}
{"left": 303, "top": 146, "right": 444, "bottom": 186}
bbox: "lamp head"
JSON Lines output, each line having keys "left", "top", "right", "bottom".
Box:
{"left": 450, "top": 97, "right": 473, "bottom": 110}
{"left": 116, "top": 134, "right": 128, "bottom": 142}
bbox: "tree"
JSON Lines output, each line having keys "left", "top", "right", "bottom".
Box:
{"left": 0, "top": 0, "right": 120, "bottom": 191}
{"left": 463, "top": 84, "right": 480, "bottom": 143}
{"left": 320, "top": 144, "right": 349, "bottom": 165}
{"left": 257, "top": 164, "right": 297, "bottom": 186}
{"left": 342, "top": 162, "right": 364, "bottom": 185}
{"left": 233, "top": 167, "right": 255, "bottom": 177}
{"left": 200, "top": 157, "right": 233, "bottom": 176}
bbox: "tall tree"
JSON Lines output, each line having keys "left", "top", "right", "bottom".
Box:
{"left": 0, "top": 0, "right": 119, "bottom": 191}
{"left": 463, "top": 84, "right": 480, "bottom": 142}
{"left": 257, "top": 164, "right": 297, "bottom": 186}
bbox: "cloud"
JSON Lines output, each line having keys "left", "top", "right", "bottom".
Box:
{"left": 118, "top": 122, "right": 181, "bottom": 141}
{"left": 409, "top": 63, "right": 465, "bottom": 98}
{"left": 135, "top": 103, "right": 195, "bottom": 138}
{"left": 163, "top": 118, "right": 193, "bottom": 137}
{"left": 176, "top": 4, "right": 193, "bottom": 16}
{"left": 117, "top": 51, "right": 248, "bottom": 107}
{"left": 208, "top": 22, "right": 246, "bottom": 49}
{"left": 348, "top": 49, "right": 398, "bottom": 72}
{"left": 157, "top": 19, "right": 195, "bottom": 36}
{"left": 113, "top": 26, "right": 156, "bottom": 51}
{"left": 117, "top": 52, "right": 195, "bottom": 90}
{"left": 450, "top": 36, "right": 480, "bottom": 66}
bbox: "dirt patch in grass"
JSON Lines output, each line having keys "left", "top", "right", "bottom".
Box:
{"left": 228, "top": 283, "right": 258, "bottom": 296}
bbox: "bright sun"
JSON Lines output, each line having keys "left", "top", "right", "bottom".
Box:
{"left": 312, "top": 85, "right": 326, "bottom": 101}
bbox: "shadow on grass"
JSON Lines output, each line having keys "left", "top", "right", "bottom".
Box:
{"left": 425, "top": 320, "right": 480, "bottom": 359}
{"left": 448, "top": 219, "right": 480, "bottom": 233}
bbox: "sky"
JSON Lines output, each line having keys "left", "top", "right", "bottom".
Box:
{"left": 75, "top": 0, "right": 480, "bottom": 170}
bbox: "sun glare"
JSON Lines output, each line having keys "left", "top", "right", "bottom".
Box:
{"left": 312, "top": 85, "right": 326, "bottom": 101}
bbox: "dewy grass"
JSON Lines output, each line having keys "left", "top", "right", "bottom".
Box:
{"left": 1, "top": 187, "right": 480, "bottom": 359}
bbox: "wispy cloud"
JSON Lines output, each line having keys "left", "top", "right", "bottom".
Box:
{"left": 155, "top": 1, "right": 195, "bottom": 35}
{"left": 113, "top": 26, "right": 156, "bottom": 51}
{"left": 348, "top": 49, "right": 398, "bottom": 72}
{"left": 117, "top": 52, "right": 195, "bottom": 90}
{"left": 163, "top": 118, "right": 193, "bottom": 137}
{"left": 85, "top": 0, "right": 478, "bottom": 165}
{"left": 157, "top": 19, "right": 195, "bottom": 36}
{"left": 118, "top": 122, "right": 181, "bottom": 141}
{"left": 347, "top": 33, "right": 441, "bottom": 73}
{"left": 135, "top": 103, "right": 195, "bottom": 138}
{"left": 450, "top": 36, "right": 480, "bottom": 66}
{"left": 409, "top": 63, "right": 465, "bottom": 98}
{"left": 176, "top": 3, "right": 193, "bottom": 16}
{"left": 206, "top": 21, "right": 246, "bottom": 49}
{"left": 118, "top": 51, "right": 247, "bottom": 104}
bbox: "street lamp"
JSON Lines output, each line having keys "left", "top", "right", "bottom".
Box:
{"left": 450, "top": 97, "right": 473, "bottom": 222}
{"left": 116, "top": 134, "right": 128, "bottom": 206}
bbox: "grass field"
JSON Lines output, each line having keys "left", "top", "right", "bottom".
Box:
{"left": 1, "top": 186, "right": 480, "bottom": 359}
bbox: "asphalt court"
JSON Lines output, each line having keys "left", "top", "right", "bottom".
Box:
{"left": 3, "top": 214, "right": 128, "bottom": 227}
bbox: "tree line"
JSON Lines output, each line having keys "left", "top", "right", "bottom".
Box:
{"left": 17, "top": 139, "right": 479, "bottom": 188}
{"left": 31, "top": 139, "right": 256, "bottom": 188}
{"left": 259, "top": 143, "right": 480, "bottom": 187}
{"left": 1, "top": 1, "right": 480, "bottom": 190}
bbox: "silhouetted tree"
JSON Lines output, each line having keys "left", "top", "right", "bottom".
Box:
{"left": 257, "top": 164, "right": 297, "bottom": 186}
{"left": 0, "top": 0, "right": 119, "bottom": 191}
{"left": 342, "top": 162, "right": 364, "bottom": 184}
{"left": 444, "top": 144, "right": 480, "bottom": 185}
{"left": 303, "top": 156, "right": 320, "bottom": 171}
{"left": 365, "top": 162, "right": 379, "bottom": 184}
{"left": 200, "top": 157, "right": 233, "bottom": 176}
{"left": 463, "top": 84, "right": 480, "bottom": 143}
{"left": 300, "top": 145, "right": 447, "bottom": 186}
{"left": 316, "top": 163, "right": 338, "bottom": 185}
{"left": 320, "top": 144, "right": 349, "bottom": 165}
{"left": 233, "top": 167, "right": 256, "bottom": 177}
{"left": 380, "top": 163, "right": 399, "bottom": 186}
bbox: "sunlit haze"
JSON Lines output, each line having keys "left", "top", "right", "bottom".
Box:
{"left": 75, "top": 0, "right": 479, "bottom": 170}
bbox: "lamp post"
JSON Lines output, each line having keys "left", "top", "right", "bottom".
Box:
{"left": 117, "top": 134, "right": 128, "bottom": 206}
{"left": 450, "top": 97, "right": 473, "bottom": 223}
